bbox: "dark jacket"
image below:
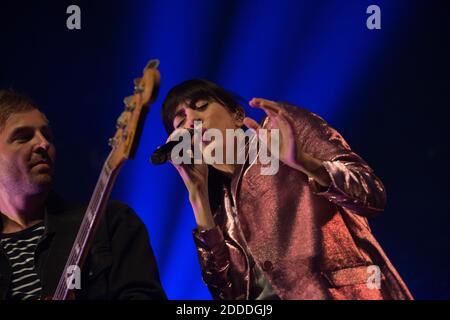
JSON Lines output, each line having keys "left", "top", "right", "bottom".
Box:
{"left": 0, "top": 193, "right": 167, "bottom": 300}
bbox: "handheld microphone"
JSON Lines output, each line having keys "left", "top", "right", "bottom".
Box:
{"left": 150, "top": 128, "right": 194, "bottom": 165}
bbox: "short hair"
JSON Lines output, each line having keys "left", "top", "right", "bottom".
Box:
{"left": 161, "top": 79, "right": 243, "bottom": 134}
{"left": 0, "top": 89, "right": 37, "bottom": 130}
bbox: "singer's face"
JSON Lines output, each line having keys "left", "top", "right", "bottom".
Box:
{"left": 172, "top": 100, "right": 244, "bottom": 163}
{"left": 172, "top": 99, "right": 244, "bottom": 141}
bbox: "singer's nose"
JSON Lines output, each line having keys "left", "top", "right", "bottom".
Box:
{"left": 184, "top": 109, "right": 203, "bottom": 129}
{"left": 187, "top": 118, "right": 202, "bottom": 129}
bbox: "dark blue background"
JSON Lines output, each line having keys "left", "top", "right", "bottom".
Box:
{"left": 1, "top": 0, "right": 449, "bottom": 299}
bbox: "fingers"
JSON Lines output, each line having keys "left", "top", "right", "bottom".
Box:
{"left": 249, "top": 97, "right": 295, "bottom": 127}
{"left": 170, "top": 161, "right": 193, "bottom": 181}
{"left": 243, "top": 117, "right": 261, "bottom": 131}
{"left": 249, "top": 98, "right": 282, "bottom": 125}
{"left": 166, "top": 129, "right": 179, "bottom": 143}
{"left": 275, "top": 109, "right": 295, "bottom": 129}
{"left": 166, "top": 128, "right": 195, "bottom": 167}
{"left": 249, "top": 97, "right": 280, "bottom": 113}
{"left": 170, "top": 159, "right": 209, "bottom": 192}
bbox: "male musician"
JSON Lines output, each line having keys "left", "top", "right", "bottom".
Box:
{"left": 0, "top": 89, "right": 166, "bottom": 300}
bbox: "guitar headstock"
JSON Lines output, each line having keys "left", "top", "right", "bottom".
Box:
{"left": 107, "top": 59, "right": 160, "bottom": 170}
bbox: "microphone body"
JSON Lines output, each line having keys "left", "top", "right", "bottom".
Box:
{"left": 151, "top": 128, "right": 194, "bottom": 165}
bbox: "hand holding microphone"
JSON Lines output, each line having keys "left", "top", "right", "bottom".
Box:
{"left": 153, "top": 128, "right": 210, "bottom": 211}
{"left": 150, "top": 128, "right": 195, "bottom": 165}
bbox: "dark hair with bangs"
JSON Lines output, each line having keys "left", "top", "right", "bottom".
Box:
{"left": 161, "top": 79, "right": 244, "bottom": 134}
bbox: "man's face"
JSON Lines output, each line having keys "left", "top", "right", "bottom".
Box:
{"left": 0, "top": 109, "right": 56, "bottom": 195}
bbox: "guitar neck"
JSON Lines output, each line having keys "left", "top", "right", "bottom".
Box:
{"left": 52, "top": 152, "right": 122, "bottom": 300}
{"left": 48, "top": 58, "right": 160, "bottom": 300}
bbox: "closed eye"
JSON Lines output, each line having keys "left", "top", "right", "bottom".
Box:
{"left": 9, "top": 125, "right": 54, "bottom": 144}
{"left": 194, "top": 102, "right": 209, "bottom": 111}
{"left": 15, "top": 134, "right": 33, "bottom": 143}
{"left": 175, "top": 117, "right": 185, "bottom": 129}
{"left": 172, "top": 108, "right": 185, "bottom": 129}
{"left": 173, "top": 102, "right": 209, "bottom": 128}
{"left": 9, "top": 128, "right": 34, "bottom": 143}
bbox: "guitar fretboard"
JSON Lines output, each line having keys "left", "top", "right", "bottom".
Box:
{"left": 52, "top": 153, "right": 120, "bottom": 300}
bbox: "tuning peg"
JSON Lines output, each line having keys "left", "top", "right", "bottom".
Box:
{"left": 123, "top": 95, "right": 134, "bottom": 106}
{"left": 108, "top": 137, "right": 116, "bottom": 147}
{"left": 115, "top": 112, "right": 127, "bottom": 129}
{"left": 116, "top": 119, "right": 127, "bottom": 129}
{"left": 133, "top": 78, "right": 143, "bottom": 94}
{"left": 144, "top": 59, "right": 160, "bottom": 71}
{"left": 123, "top": 96, "right": 136, "bottom": 111}
{"left": 134, "top": 86, "right": 144, "bottom": 94}
{"left": 133, "top": 77, "right": 142, "bottom": 86}
{"left": 125, "top": 104, "right": 136, "bottom": 112}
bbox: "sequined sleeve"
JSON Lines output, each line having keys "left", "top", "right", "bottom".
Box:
{"left": 279, "top": 103, "right": 387, "bottom": 217}
{"left": 192, "top": 226, "right": 234, "bottom": 299}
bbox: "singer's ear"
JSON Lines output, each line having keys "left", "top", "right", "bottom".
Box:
{"left": 234, "top": 106, "right": 245, "bottom": 127}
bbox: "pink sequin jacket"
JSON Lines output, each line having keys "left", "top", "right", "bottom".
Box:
{"left": 192, "top": 103, "right": 413, "bottom": 300}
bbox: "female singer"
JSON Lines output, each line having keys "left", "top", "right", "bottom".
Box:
{"left": 160, "top": 79, "right": 413, "bottom": 300}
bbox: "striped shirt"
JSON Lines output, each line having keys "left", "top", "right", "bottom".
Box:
{"left": 0, "top": 222, "right": 45, "bottom": 300}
